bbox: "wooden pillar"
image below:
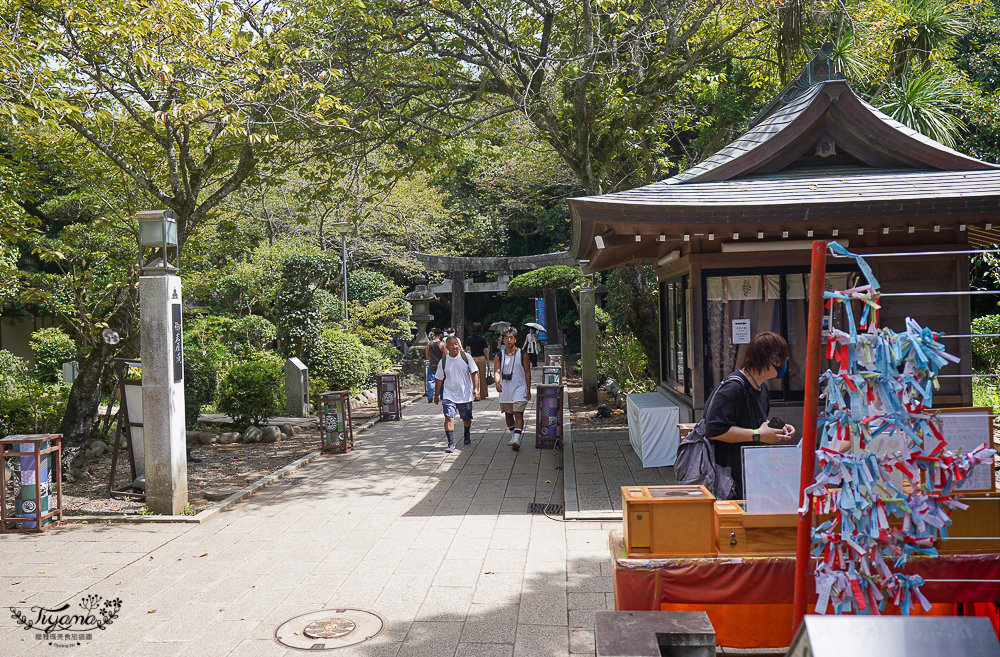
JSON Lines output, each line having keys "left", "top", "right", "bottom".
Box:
{"left": 580, "top": 286, "right": 598, "bottom": 404}
{"left": 451, "top": 269, "right": 465, "bottom": 342}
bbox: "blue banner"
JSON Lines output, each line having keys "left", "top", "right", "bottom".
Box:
{"left": 535, "top": 298, "right": 547, "bottom": 340}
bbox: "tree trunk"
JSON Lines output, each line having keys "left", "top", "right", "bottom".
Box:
{"left": 59, "top": 342, "right": 110, "bottom": 477}
{"left": 618, "top": 264, "right": 660, "bottom": 381}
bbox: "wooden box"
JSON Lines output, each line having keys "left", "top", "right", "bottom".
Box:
{"left": 714, "top": 501, "right": 797, "bottom": 556}
{"left": 939, "top": 494, "right": 1000, "bottom": 554}
{"left": 622, "top": 485, "right": 716, "bottom": 557}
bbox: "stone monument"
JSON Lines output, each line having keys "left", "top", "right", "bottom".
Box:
{"left": 137, "top": 210, "right": 188, "bottom": 515}
{"left": 284, "top": 357, "right": 309, "bottom": 417}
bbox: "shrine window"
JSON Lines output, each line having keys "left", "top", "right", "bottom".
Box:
{"left": 703, "top": 267, "right": 857, "bottom": 402}
{"left": 660, "top": 274, "right": 690, "bottom": 396}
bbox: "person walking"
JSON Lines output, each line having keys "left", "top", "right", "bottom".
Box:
{"left": 425, "top": 328, "right": 444, "bottom": 402}
{"left": 465, "top": 322, "right": 491, "bottom": 400}
{"left": 522, "top": 327, "right": 540, "bottom": 368}
{"left": 434, "top": 336, "right": 480, "bottom": 452}
{"left": 495, "top": 327, "right": 531, "bottom": 450}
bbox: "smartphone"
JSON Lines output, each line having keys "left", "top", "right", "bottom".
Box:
{"left": 767, "top": 416, "right": 785, "bottom": 430}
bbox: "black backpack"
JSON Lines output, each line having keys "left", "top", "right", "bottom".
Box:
{"left": 674, "top": 374, "right": 753, "bottom": 500}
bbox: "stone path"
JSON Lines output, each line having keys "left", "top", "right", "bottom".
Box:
{"left": 2, "top": 394, "right": 619, "bottom": 657}
{"left": 563, "top": 424, "right": 675, "bottom": 519}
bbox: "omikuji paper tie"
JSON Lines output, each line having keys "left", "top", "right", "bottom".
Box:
{"left": 803, "top": 244, "right": 995, "bottom": 615}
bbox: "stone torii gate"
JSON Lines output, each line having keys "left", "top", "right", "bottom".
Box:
{"left": 413, "top": 252, "right": 599, "bottom": 404}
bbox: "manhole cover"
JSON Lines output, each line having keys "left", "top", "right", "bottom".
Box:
{"left": 304, "top": 618, "right": 356, "bottom": 638}
{"left": 274, "top": 608, "right": 386, "bottom": 651}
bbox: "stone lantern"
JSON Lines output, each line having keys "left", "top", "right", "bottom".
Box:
{"left": 402, "top": 274, "right": 437, "bottom": 373}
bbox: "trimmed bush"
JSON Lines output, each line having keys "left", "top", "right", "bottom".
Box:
{"left": 310, "top": 329, "right": 387, "bottom": 393}
{"left": 217, "top": 360, "right": 283, "bottom": 430}
{"left": 347, "top": 268, "right": 398, "bottom": 306}
{"left": 29, "top": 327, "right": 76, "bottom": 383}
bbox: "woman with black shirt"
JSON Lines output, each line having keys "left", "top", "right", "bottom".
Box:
{"left": 706, "top": 331, "right": 796, "bottom": 499}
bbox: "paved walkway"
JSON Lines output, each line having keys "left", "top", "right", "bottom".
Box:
{"left": 2, "top": 394, "right": 619, "bottom": 657}
{"left": 563, "top": 424, "right": 675, "bottom": 519}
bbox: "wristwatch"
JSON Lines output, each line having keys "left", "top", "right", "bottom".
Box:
{"left": 752, "top": 429, "right": 761, "bottom": 444}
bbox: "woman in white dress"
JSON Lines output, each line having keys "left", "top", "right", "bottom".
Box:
{"left": 495, "top": 328, "right": 532, "bottom": 450}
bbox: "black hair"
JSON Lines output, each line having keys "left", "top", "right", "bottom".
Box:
{"left": 471, "top": 322, "right": 483, "bottom": 336}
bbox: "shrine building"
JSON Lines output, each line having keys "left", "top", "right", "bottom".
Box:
{"left": 568, "top": 50, "right": 1000, "bottom": 428}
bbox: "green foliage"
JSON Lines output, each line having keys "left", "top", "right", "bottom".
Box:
{"left": 275, "top": 255, "right": 336, "bottom": 359}
{"left": 228, "top": 315, "right": 277, "bottom": 357}
{"left": 376, "top": 342, "right": 404, "bottom": 365}
{"left": 506, "top": 266, "right": 583, "bottom": 297}
{"left": 211, "top": 240, "right": 333, "bottom": 316}
{"left": 217, "top": 361, "right": 283, "bottom": 429}
{"left": 877, "top": 70, "right": 967, "bottom": 147}
{"left": 0, "top": 350, "right": 29, "bottom": 388}
{"left": 347, "top": 296, "right": 413, "bottom": 347}
{"left": 29, "top": 327, "right": 76, "bottom": 383}
{"left": 316, "top": 289, "right": 345, "bottom": 324}
{"left": 310, "top": 329, "right": 389, "bottom": 393}
{"left": 597, "top": 330, "right": 656, "bottom": 396}
{"left": 347, "top": 268, "right": 398, "bottom": 305}
{"left": 183, "top": 349, "right": 218, "bottom": 430}
{"left": 0, "top": 379, "right": 69, "bottom": 437}
{"left": 972, "top": 314, "right": 1000, "bottom": 371}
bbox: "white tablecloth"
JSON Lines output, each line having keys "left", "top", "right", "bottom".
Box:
{"left": 626, "top": 393, "right": 680, "bottom": 467}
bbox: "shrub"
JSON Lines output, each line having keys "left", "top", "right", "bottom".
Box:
{"left": 0, "top": 350, "right": 29, "bottom": 389}
{"left": 216, "top": 360, "right": 283, "bottom": 429}
{"left": 184, "top": 349, "right": 218, "bottom": 430}
{"left": 347, "top": 268, "right": 398, "bottom": 306}
{"left": 376, "top": 342, "right": 403, "bottom": 365}
{"left": 228, "top": 315, "right": 277, "bottom": 357}
{"left": 310, "top": 329, "right": 386, "bottom": 393}
{"left": 972, "top": 314, "right": 1000, "bottom": 371}
{"left": 0, "top": 380, "right": 69, "bottom": 437}
{"left": 29, "top": 327, "right": 76, "bottom": 383}
{"left": 597, "top": 329, "right": 655, "bottom": 398}
{"left": 315, "top": 289, "right": 345, "bottom": 325}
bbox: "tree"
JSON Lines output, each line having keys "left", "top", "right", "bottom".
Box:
{"left": 506, "top": 266, "right": 584, "bottom": 311}
{"left": 0, "top": 0, "right": 356, "bottom": 250}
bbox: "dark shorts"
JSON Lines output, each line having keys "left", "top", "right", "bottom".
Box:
{"left": 441, "top": 399, "right": 473, "bottom": 421}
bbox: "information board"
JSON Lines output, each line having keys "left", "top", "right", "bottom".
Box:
{"left": 732, "top": 319, "right": 751, "bottom": 344}
{"left": 742, "top": 444, "right": 801, "bottom": 514}
{"left": 933, "top": 407, "right": 995, "bottom": 492}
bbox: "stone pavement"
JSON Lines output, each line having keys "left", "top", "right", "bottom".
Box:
{"left": 563, "top": 424, "right": 675, "bottom": 519}
{"left": 2, "top": 393, "right": 620, "bottom": 657}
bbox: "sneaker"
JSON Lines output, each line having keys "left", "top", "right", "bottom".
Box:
{"left": 508, "top": 439, "right": 520, "bottom": 451}
{"left": 446, "top": 443, "right": 455, "bottom": 453}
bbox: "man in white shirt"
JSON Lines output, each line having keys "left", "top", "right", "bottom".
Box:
{"left": 434, "top": 336, "right": 480, "bottom": 452}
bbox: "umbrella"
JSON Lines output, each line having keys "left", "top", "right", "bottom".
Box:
{"left": 525, "top": 322, "right": 545, "bottom": 331}
{"left": 488, "top": 321, "right": 511, "bottom": 331}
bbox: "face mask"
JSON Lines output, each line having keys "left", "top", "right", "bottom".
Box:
{"left": 775, "top": 360, "right": 789, "bottom": 379}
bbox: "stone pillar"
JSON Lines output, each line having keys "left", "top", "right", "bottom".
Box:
{"left": 139, "top": 274, "right": 188, "bottom": 515}
{"left": 581, "top": 286, "right": 598, "bottom": 404}
{"left": 451, "top": 269, "right": 466, "bottom": 342}
{"left": 544, "top": 288, "right": 561, "bottom": 356}
{"left": 284, "top": 357, "right": 309, "bottom": 417}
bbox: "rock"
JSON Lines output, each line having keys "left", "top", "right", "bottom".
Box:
{"left": 90, "top": 425, "right": 103, "bottom": 440}
{"left": 3, "top": 459, "right": 10, "bottom": 484}
{"left": 596, "top": 404, "right": 612, "bottom": 418}
{"left": 85, "top": 449, "right": 96, "bottom": 460}
{"left": 132, "top": 475, "right": 146, "bottom": 491}
{"left": 120, "top": 440, "right": 128, "bottom": 451}
{"left": 261, "top": 426, "right": 282, "bottom": 443}
{"left": 291, "top": 425, "right": 302, "bottom": 436}
{"left": 280, "top": 422, "right": 294, "bottom": 437}
{"left": 198, "top": 432, "right": 218, "bottom": 445}
{"left": 204, "top": 485, "right": 242, "bottom": 501}
{"left": 219, "top": 431, "right": 240, "bottom": 445}
{"left": 243, "top": 426, "right": 263, "bottom": 444}
{"left": 186, "top": 431, "right": 201, "bottom": 445}
{"left": 89, "top": 440, "right": 107, "bottom": 456}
